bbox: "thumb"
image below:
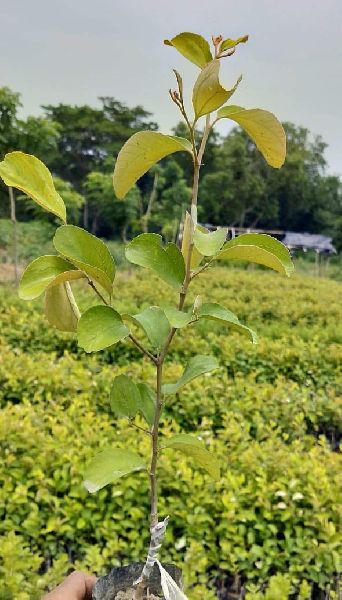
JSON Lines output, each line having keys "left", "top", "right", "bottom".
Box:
{"left": 43, "top": 570, "right": 97, "bottom": 600}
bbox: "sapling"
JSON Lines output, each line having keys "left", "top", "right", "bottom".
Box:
{"left": 0, "top": 32, "right": 294, "bottom": 599}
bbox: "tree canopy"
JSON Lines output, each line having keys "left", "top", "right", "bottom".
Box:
{"left": 0, "top": 86, "right": 341, "bottom": 250}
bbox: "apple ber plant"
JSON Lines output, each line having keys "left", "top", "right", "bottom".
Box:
{"left": 0, "top": 32, "right": 294, "bottom": 599}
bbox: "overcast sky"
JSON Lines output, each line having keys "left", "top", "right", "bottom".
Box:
{"left": 1, "top": 0, "right": 341, "bottom": 175}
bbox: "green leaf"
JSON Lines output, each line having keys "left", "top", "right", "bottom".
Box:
{"left": 164, "top": 32, "right": 212, "bottom": 68}
{"left": 220, "top": 35, "right": 249, "bottom": 51}
{"left": 193, "top": 227, "right": 227, "bottom": 256}
{"left": 216, "top": 106, "right": 286, "bottom": 168}
{"left": 217, "top": 233, "right": 294, "bottom": 276}
{"left": 125, "top": 233, "right": 185, "bottom": 290}
{"left": 84, "top": 448, "right": 146, "bottom": 493}
{"left": 164, "top": 307, "right": 193, "bottom": 329}
{"left": 44, "top": 283, "right": 79, "bottom": 333}
{"left": 162, "top": 434, "right": 220, "bottom": 479}
{"left": 53, "top": 225, "right": 115, "bottom": 295}
{"left": 162, "top": 355, "right": 219, "bottom": 395}
{"left": 192, "top": 61, "right": 241, "bottom": 120}
{"left": 19, "top": 255, "right": 84, "bottom": 300}
{"left": 126, "top": 306, "right": 170, "bottom": 350}
{"left": 109, "top": 376, "right": 155, "bottom": 427}
{"left": 181, "top": 211, "right": 206, "bottom": 269}
{"left": 197, "top": 302, "right": 257, "bottom": 343}
{"left": 109, "top": 375, "right": 141, "bottom": 419}
{"left": 0, "top": 152, "right": 66, "bottom": 221}
{"left": 77, "top": 306, "right": 129, "bottom": 353}
{"left": 137, "top": 383, "right": 156, "bottom": 427}
{"left": 113, "top": 132, "right": 192, "bottom": 199}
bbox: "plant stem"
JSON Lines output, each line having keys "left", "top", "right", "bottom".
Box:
{"left": 151, "top": 114, "right": 212, "bottom": 505}
{"left": 180, "top": 114, "right": 212, "bottom": 307}
{"left": 137, "top": 114, "right": 213, "bottom": 592}
{"left": 192, "top": 114, "right": 211, "bottom": 207}
{"left": 149, "top": 360, "right": 163, "bottom": 528}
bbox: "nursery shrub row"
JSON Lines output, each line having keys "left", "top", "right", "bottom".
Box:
{"left": 0, "top": 268, "right": 341, "bottom": 599}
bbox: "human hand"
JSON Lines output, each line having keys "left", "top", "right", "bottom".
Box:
{"left": 42, "top": 570, "right": 97, "bottom": 600}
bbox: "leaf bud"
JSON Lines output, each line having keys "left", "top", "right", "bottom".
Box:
{"left": 193, "top": 295, "right": 202, "bottom": 313}
{"left": 212, "top": 35, "right": 223, "bottom": 47}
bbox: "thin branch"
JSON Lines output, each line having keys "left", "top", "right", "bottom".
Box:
{"left": 87, "top": 278, "right": 110, "bottom": 306}
{"left": 128, "top": 419, "right": 151, "bottom": 435}
{"left": 129, "top": 334, "right": 158, "bottom": 364}
{"left": 158, "top": 327, "right": 177, "bottom": 363}
{"left": 179, "top": 102, "right": 197, "bottom": 159}
{"left": 191, "top": 260, "right": 213, "bottom": 281}
{"left": 86, "top": 275, "right": 157, "bottom": 363}
{"left": 86, "top": 278, "right": 157, "bottom": 363}
{"left": 169, "top": 74, "right": 197, "bottom": 159}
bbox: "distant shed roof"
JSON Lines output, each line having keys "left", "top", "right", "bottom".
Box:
{"left": 282, "top": 232, "right": 336, "bottom": 253}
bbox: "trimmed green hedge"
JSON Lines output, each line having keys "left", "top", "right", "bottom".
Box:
{"left": 0, "top": 268, "right": 341, "bottom": 599}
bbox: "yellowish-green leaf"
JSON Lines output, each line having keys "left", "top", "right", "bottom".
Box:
{"left": 164, "top": 32, "right": 212, "bottom": 68}
{"left": 162, "top": 434, "right": 220, "bottom": 479}
{"left": 193, "top": 226, "right": 227, "bottom": 256}
{"left": 19, "top": 255, "right": 82, "bottom": 300}
{"left": 220, "top": 35, "right": 249, "bottom": 52}
{"left": 113, "top": 132, "right": 192, "bottom": 199}
{"left": 193, "top": 61, "right": 241, "bottom": 120}
{"left": 125, "top": 306, "right": 170, "bottom": 350}
{"left": 217, "top": 233, "right": 294, "bottom": 276}
{"left": 164, "top": 307, "right": 193, "bottom": 329}
{"left": 77, "top": 306, "right": 129, "bottom": 353}
{"left": 0, "top": 152, "right": 66, "bottom": 221}
{"left": 53, "top": 225, "right": 115, "bottom": 295}
{"left": 197, "top": 302, "right": 257, "bottom": 343}
{"left": 216, "top": 106, "right": 286, "bottom": 168}
{"left": 44, "top": 283, "right": 79, "bottom": 333}
{"left": 84, "top": 448, "right": 145, "bottom": 493}
{"left": 125, "top": 233, "right": 185, "bottom": 290}
{"left": 162, "top": 355, "right": 219, "bottom": 395}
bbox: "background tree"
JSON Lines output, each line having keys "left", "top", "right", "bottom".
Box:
{"left": 155, "top": 160, "right": 192, "bottom": 241}
{"left": 43, "top": 99, "right": 157, "bottom": 229}
{"left": 0, "top": 85, "right": 341, "bottom": 254}
{"left": 199, "top": 122, "right": 341, "bottom": 240}
{"left": 17, "top": 177, "right": 85, "bottom": 226}
{"left": 83, "top": 171, "right": 141, "bottom": 241}
{"left": 200, "top": 129, "right": 269, "bottom": 228}
{"left": 0, "top": 87, "right": 60, "bottom": 281}
{"left": 172, "top": 121, "right": 219, "bottom": 185}
{"left": 43, "top": 99, "right": 158, "bottom": 189}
